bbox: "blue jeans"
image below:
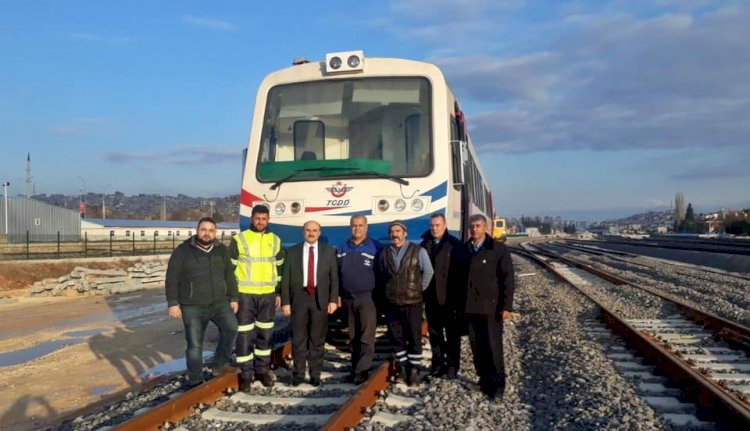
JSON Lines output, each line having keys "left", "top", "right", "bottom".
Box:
{"left": 180, "top": 301, "right": 238, "bottom": 384}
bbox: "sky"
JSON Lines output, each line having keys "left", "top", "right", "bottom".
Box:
{"left": 1, "top": 0, "right": 748, "bottom": 221}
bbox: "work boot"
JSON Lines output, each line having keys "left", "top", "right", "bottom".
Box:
{"left": 260, "top": 372, "right": 274, "bottom": 388}
{"left": 239, "top": 375, "right": 254, "bottom": 393}
{"left": 407, "top": 368, "right": 420, "bottom": 387}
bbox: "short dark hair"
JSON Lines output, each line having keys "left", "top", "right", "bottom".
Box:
{"left": 251, "top": 204, "right": 270, "bottom": 216}
{"left": 197, "top": 217, "right": 216, "bottom": 229}
{"left": 469, "top": 214, "right": 487, "bottom": 224}
{"left": 430, "top": 213, "right": 446, "bottom": 222}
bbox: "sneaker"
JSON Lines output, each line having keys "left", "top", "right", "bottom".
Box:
{"left": 407, "top": 368, "right": 420, "bottom": 386}
{"left": 260, "top": 372, "right": 274, "bottom": 388}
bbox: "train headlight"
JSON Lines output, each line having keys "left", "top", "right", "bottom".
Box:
{"left": 411, "top": 199, "right": 424, "bottom": 212}
{"left": 325, "top": 51, "right": 365, "bottom": 74}
{"left": 290, "top": 202, "right": 301, "bottom": 214}
{"left": 274, "top": 203, "right": 286, "bottom": 215}
{"left": 377, "top": 199, "right": 389, "bottom": 212}
{"left": 347, "top": 55, "right": 361, "bottom": 68}
{"left": 328, "top": 56, "right": 342, "bottom": 70}
{"left": 394, "top": 199, "right": 406, "bottom": 212}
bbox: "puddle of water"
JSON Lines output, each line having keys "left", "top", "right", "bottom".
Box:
{"left": 139, "top": 351, "right": 212, "bottom": 378}
{"left": 0, "top": 327, "right": 114, "bottom": 367}
{"left": 0, "top": 339, "right": 79, "bottom": 367}
{"left": 89, "top": 384, "right": 118, "bottom": 396}
{"left": 63, "top": 328, "right": 113, "bottom": 338}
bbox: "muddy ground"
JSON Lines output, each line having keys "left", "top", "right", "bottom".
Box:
{"left": 0, "top": 257, "right": 217, "bottom": 431}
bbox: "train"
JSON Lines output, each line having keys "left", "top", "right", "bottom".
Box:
{"left": 492, "top": 217, "right": 507, "bottom": 241}
{"left": 240, "top": 50, "right": 493, "bottom": 245}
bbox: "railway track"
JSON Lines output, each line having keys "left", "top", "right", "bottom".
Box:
{"left": 111, "top": 325, "right": 430, "bottom": 430}
{"left": 512, "top": 245, "right": 750, "bottom": 430}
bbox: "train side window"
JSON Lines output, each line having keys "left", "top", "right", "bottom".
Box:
{"left": 140, "top": 230, "right": 145, "bottom": 237}
{"left": 293, "top": 120, "right": 325, "bottom": 161}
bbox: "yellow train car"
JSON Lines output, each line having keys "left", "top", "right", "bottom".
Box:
{"left": 492, "top": 217, "right": 507, "bottom": 241}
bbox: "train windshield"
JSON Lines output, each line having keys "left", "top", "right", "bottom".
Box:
{"left": 257, "top": 77, "right": 432, "bottom": 182}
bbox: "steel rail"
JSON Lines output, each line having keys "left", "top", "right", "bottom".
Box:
{"left": 512, "top": 246, "right": 750, "bottom": 429}
{"left": 112, "top": 342, "right": 293, "bottom": 431}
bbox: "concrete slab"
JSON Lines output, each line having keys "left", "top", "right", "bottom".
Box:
{"left": 642, "top": 396, "right": 694, "bottom": 412}
{"left": 638, "top": 382, "right": 669, "bottom": 393}
{"left": 622, "top": 371, "right": 659, "bottom": 380}
{"left": 202, "top": 408, "right": 330, "bottom": 426}
{"left": 708, "top": 373, "right": 750, "bottom": 383}
{"left": 613, "top": 361, "right": 650, "bottom": 371}
{"left": 607, "top": 353, "right": 635, "bottom": 360}
{"left": 660, "top": 413, "right": 714, "bottom": 428}
{"left": 698, "top": 363, "right": 750, "bottom": 372}
{"left": 732, "top": 385, "right": 750, "bottom": 396}
{"left": 230, "top": 393, "right": 348, "bottom": 406}
{"left": 681, "top": 354, "right": 745, "bottom": 363}
{"left": 271, "top": 382, "right": 358, "bottom": 393}
{"left": 385, "top": 394, "right": 419, "bottom": 408}
{"left": 369, "top": 411, "right": 412, "bottom": 427}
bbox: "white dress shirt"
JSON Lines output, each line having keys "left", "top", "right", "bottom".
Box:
{"left": 302, "top": 241, "right": 318, "bottom": 288}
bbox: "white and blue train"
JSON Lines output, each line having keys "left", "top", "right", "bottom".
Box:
{"left": 240, "top": 50, "right": 493, "bottom": 245}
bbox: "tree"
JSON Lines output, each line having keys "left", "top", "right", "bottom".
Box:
{"left": 213, "top": 211, "right": 225, "bottom": 223}
{"left": 679, "top": 203, "right": 697, "bottom": 232}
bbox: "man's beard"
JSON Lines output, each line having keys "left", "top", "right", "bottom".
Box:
{"left": 197, "top": 236, "right": 213, "bottom": 246}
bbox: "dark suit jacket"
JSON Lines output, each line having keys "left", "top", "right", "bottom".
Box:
{"left": 280, "top": 242, "right": 339, "bottom": 310}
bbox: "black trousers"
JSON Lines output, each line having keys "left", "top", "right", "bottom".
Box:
{"left": 466, "top": 313, "right": 505, "bottom": 394}
{"left": 291, "top": 292, "right": 328, "bottom": 379}
{"left": 344, "top": 294, "right": 376, "bottom": 375}
{"left": 387, "top": 302, "right": 423, "bottom": 370}
{"left": 424, "top": 294, "right": 462, "bottom": 371}
{"left": 236, "top": 293, "right": 275, "bottom": 379}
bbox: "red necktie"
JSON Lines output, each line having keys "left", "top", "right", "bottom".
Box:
{"left": 306, "top": 246, "right": 316, "bottom": 295}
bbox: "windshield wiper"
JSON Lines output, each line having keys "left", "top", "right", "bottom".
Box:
{"left": 270, "top": 167, "right": 350, "bottom": 190}
{"left": 347, "top": 170, "right": 409, "bottom": 186}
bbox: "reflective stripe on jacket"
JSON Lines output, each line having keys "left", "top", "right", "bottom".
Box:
{"left": 232, "top": 230, "right": 283, "bottom": 294}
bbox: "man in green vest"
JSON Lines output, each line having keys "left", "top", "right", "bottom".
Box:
{"left": 230, "top": 204, "right": 284, "bottom": 391}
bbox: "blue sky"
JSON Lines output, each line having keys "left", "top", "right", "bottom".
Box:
{"left": 1, "top": 1, "right": 748, "bottom": 220}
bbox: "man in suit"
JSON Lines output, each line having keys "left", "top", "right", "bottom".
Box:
{"left": 280, "top": 220, "right": 339, "bottom": 386}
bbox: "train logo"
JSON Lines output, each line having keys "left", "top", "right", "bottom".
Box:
{"left": 326, "top": 182, "right": 353, "bottom": 198}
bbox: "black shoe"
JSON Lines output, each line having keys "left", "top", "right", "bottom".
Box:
{"left": 291, "top": 375, "right": 305, "bottom": 387}
{"left": 260, "top": 372, "right": 274, "bottom": 388}
{"left": 353, "top": 372, "right": 368, "bottom": 385}
{"left": 445, "top": 366, "right": 458, "bottom": 380}
{"left": 184, "top": 379, "right": 203, "bottom": 389}
{"left": 309, "top": 377, "right": 322, "bottom": 387}
{"left": 430, "top": 364, "right": 447, "bottom": 377}
{"left": 407, "top": 368, "right": 420, "bottom": 386}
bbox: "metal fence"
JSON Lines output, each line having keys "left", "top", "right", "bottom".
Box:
{"left": 0, "top": 231, "right": 235, "bottom": 260}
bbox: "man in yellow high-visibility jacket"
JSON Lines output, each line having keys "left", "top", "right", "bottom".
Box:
{"left": 230, "top": 204, "right": 284, "bottom": 391}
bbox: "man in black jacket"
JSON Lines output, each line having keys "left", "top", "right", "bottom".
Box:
{"left": 420, "top": 213, "right": 468, "bottom": 379}
{"left": 465, "top": 214, "right": 515, "bottom": 400}
{"left": 165, "top": 217, "right": 239, "bottom": 387}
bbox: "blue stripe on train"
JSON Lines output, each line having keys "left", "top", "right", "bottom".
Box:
{"left": 240, "top": 211, "right": 448, "bottom": 247}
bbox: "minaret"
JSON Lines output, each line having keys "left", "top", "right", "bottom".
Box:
{"left": 26, "top": 153, "right": 33, "bottom": 197}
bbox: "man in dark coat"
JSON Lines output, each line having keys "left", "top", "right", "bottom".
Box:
{"left": 419, "top": 213, "right": 468, "bottom": 379}
{"left": 280, "top": 220, "right": 339, "bottom": 386}
{"left": 165, "top": 217, "right": 239, "bottom": 387}
{"left": 465, "top": 214, "right": 515, "bottom": 400}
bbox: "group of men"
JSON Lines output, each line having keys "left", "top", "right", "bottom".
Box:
{"left": 165, "top": 204, "right": 514, "bottom": 400}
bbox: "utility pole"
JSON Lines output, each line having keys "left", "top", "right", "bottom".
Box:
{"left": 26, "top": 153, "right": 33, "bottom": 198}
{"left": 2, "top": 181, "right": 9, "bottom": 235}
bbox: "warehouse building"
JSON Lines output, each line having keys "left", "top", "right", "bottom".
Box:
{"left": 81, "top": 219, "right": 239, "bottom": 241}
{"left": 0, "top": 196, "right": 81, "bottom": 242}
